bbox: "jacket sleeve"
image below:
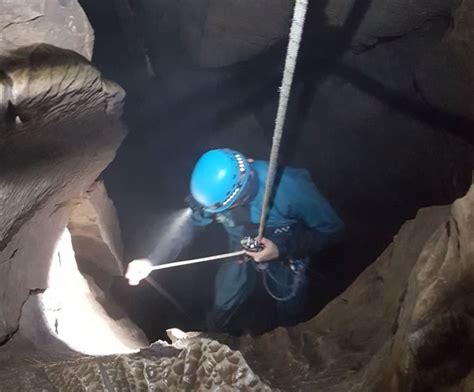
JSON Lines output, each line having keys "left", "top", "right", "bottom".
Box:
{"left": 275, "top": 169, "right": 345, "bottom": 260}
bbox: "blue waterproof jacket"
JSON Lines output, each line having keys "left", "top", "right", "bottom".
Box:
{"left": 192, "top": 161, "right": 344, "bottom": 260}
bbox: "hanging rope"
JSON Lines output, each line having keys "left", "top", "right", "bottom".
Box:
{"left": 258, "top": 0, "right": 308, "bottom": 240}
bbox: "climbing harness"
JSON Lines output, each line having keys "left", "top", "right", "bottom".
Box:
{"left": 140, "top": 0, "right": 309, "bottom": 298}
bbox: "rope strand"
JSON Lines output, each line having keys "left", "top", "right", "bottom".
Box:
{"left": 257, "top": 0, "right": 308, "bottom": 240}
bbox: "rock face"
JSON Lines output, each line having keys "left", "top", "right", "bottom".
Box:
{"left": 0, "top": 43, "right": 126, "bottom": 346}
{"left": 210, "top": 183, "right": 474, "bottom": 391}
{"left": 140, "top": 0, "right": 294, "bottom": 67}
{"left": 0, "top": 336, "right": 271, "bottom": 391}
{"left": 12, "top": 225, "right": 147, "bottom": 356}
{"left": 140, "top": 0, "right": 463, "bottom": 68}
{"left": 0, "top": 0, "right": 94, "bottom": 60}
{"left": 68, "top": 180, "right": 124, "bottom": 292}
{"left": 177, "top": 0, "right": 293, "bottom": 67}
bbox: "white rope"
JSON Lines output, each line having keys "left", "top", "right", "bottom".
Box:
{"left": 149, "top": 250, "right": 246, "bottom": 271}
{"left": 257, "top": 0, "right": 308, "bottom": 240}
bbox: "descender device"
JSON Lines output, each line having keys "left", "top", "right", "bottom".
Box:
{"left": 240, "top": 236, "right": 265, "bottom": 252}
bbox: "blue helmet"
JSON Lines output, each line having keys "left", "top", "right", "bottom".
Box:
{"left": 190, "top": 149, "right": 250, "bottom": 213}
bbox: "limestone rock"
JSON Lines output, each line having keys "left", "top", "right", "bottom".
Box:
{"left": 0, "top": 44, "right": 126, "bottom": 344}
{"left": 214, "top": 184, "right": 474, "bottom": 391}
{"left": 0, "top": 0, "right": 94, "bottom": 60}
{"left": 0, "top": 337, "right": 270, "bottom": 391}
{"left": 68, "top": 180, "right": 124, "bottom": 292}
{"left": 3, "top": 227, "right": 148, "bottom": 357}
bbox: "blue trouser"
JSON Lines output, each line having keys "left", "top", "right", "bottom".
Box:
{"left": 212, "top": 258, "right": 308, "bottom": 329}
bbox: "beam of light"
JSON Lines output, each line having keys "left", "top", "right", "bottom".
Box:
{"left": 148, "top": 208, "right": 193, "bottom": 265}
{"left": 39, "top": 228, "right": 146, "bottom": 355}
{"left": 138, "top": 208, "right": 194, "bottom": 318}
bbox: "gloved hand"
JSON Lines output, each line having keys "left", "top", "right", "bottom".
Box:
{"left": 244, "top": 237, "right": 279, "bottom": 262}
{"left": 125, "top": 258, "right": 153, "bottom": 286}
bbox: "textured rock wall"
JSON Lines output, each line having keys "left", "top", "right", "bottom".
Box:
{"left": 210, "top": 184, "right": 474, "bottom": 391}
{"left": 0, "top": 43, "right": 126, "bottom": 344}
{"left": 68, "top": 180, "right": 124, "bottom": 292}
{"left": 2, "top": 184, "right": 472, "bottom": 390}
{"left": 4, "top": 226, "right": 148, "bottom": 357}
{"left": 176, "top": 0, "right": 293, "bottom": 67}
{"left": 0, "top": 336, "right": 271, "bottom": 391}
{"left": 140, "top": 0, "right": 459, "bottom": 67}
{"left": 0, "top": 0, "right": 93, "bottom": 60}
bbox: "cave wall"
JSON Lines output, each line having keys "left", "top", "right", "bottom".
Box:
{"left": 0, "top": 0, "right": 93, "bottom": 58}
{"left": 0, "top": 0, "right": 473, "bottom": 390}
{"left": 0, "top": 1, "right": 128, "bottom": 346}
{"left": 68, "top": 180, "right": 125, "bottom": 292}
{"left": 205, "top": 182, "right": 474, "bottom": 392}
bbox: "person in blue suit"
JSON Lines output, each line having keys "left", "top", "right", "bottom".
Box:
{"left": 187, "top": 148, "right": 345, "bottom": 332}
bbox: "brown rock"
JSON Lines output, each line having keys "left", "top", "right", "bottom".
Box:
{"left": 0, "top": 44, "right": 126, "bottom": 344}
{"left": 0, "top": 0, "right": 94, "bottom": 60}
{"left": 68, "top": 180, "right": 124, "bottom": 292}
{"left": 8, "top": 226, "right": 148, "bottom": 357}
{"left": 0, "top": 337, "right": 271, "bottom": 391}
{"left": 215, "top": 185, "right": 474, "bottom": 391}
